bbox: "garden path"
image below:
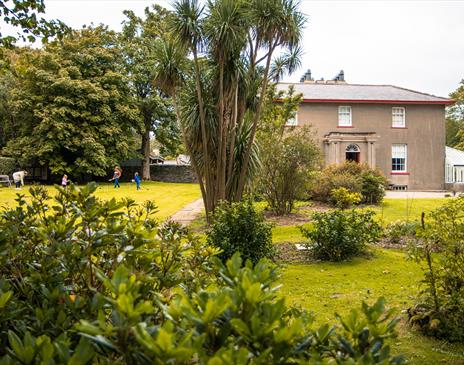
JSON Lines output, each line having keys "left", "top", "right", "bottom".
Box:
{"left": 170, "top": 198, "right": 204, "bottom": 225}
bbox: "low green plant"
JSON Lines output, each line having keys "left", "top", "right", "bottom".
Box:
{"left": 408, "top": 198, "right": 464, "bottom": 342}
{"left": 207, "top": 200, "right": 274, "bottom": 265}
{"left": 330, "top": 187, "right": 362, "bottom": 209}
{"left": 301, "top": 209, "right": 383, "bottom": 261}
{"left": 385, "top": 220, "right": 420, "bottom": 244}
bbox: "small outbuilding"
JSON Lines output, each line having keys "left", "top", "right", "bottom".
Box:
{"left": 445, "top": 146, "right": 464, "bottom": 187}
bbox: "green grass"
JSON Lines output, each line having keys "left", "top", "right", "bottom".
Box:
{"left": 280, "top": 249, "right": 464, "bottom": 364}
{"left": 0, "top": 182, "right": 200, "bottom": 219}
{"left": 372, "top": 198, "right": 449, "bottom": 223}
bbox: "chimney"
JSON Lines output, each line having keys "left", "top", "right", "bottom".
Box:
{"left": 300, "top": 69, "right": 314, "bottom": 83}
{"left": 333, "top": 70, "right": 346, "bottom": 83}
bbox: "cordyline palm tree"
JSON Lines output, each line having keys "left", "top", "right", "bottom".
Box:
{"left": 154, "top": 0, "right": 305, "bottom": 221}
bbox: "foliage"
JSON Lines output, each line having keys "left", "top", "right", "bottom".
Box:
{"left": 446, "top": 79, "right": 464, "bottom": 148}
{"left": 330, "top": 187, "right": 362, "bottom": 209}
{"left": 120, "top": 6, "right": 181, "bottom": 180}
{"left": 207, "top": 199, "right": 274, "bottom": 265}
{"left": 384, "top": 220, "right": 420, "bottom": 244}
{"left": 301, "top": 209, "right": 383, "bottom": 261}
{"left": 155, "top": 0, "right": 306, "bottom": 219}
{"left": 0, "top": 156, "right": 15, "bottom": 175}
{"left": 257, "top": 86, "right": 320, "bottom": 215}
{"left": 408, "top": 197, "right": 464, "bottom": 342}
{"left": 1, "top": 27, "right": 139, "bottom": 176}
{"left": 311, "top": 162, "right": 387, "bottom": 205}
{"left": 0, "top": 184, "right": 404, "bottom": 363}
{"left": 0, "top": 0, "right": 68, "bottom": 47}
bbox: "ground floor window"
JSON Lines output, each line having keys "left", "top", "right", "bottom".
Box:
{"left": 392, "top": 144, "right": 407, "bottom": 172}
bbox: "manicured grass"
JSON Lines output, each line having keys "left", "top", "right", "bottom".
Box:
{"left": 280, "top": 248, "right": 464, "bottom": 364}
{"left": 272, "top": 225, "right": 305, "bottom": 243}
{"left": 0, "top": 182, "right": 201, "bottom": 219}
{"left": 372, "top": 198, "right": 449, "bottom": 223}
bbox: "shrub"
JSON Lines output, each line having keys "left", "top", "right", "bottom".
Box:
{"left": 301, "top": 209, "right": 383, "bottom": 261}
{"left": 311, "top": 162, "right": 387, "bottom": 205}
{"left": 207, "top": 200, "right": 274, "bottom": 265}
{"left": 0, "top": 184, "right": 405, "bottom": 364}
{"left": 0, "top": 156, "right": 15, "bottom": 175}
{"left": 330, "top": 187, "right": 362, "bottom": 209}
{"left": 408, "top": 198, "right": 464, "bottom": 342}
{"left": 257, "top": 86, "right": 320, "bottom": 215}
{"left": 361, "top": 170, "right": 388, "bottom": 204}
{"left": 385, "top": 220, "right": 420, "bottom": 244}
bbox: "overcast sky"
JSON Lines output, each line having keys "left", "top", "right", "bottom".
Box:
{"left": 2, "top": 0, "right": 463, "bottom": 97}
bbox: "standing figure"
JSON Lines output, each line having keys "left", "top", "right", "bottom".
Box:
{"left": 12, "top": 170, "right": 27, "bottom": 189}
{"left": 109, "top": 166, "right": 122, "bottom": 188}
{"left": 61, "top": 174, "right": 68, "bottom": 189}
{"left": 134, "top": 172, "right": 141, "bottom": 190}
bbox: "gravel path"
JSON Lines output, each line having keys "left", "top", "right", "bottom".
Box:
{"left": 385, "top": 191, "right": 449, "bottom": 199}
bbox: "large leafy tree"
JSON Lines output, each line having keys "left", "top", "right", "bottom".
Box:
{"left": 120, "top": 6, "right": 181, "bottom": 180}
{"left": 2, "top": 26, "right": 139, "bottom": 177}
{"left": 155, "top": 0, "right": 305, "bottom": 219}
{"left": 0, "top": 0, "right": 68, "bottom": 47}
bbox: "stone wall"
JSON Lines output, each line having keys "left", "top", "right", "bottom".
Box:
{"left": 121, "top": 164, "right": 198, "bottom": 183}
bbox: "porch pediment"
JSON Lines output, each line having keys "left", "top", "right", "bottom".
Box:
{"left": 323, "top": 131, "right": 379, "bottom": 143}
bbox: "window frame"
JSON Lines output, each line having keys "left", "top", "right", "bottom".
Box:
{"left": 392, "top": 107, "right": 406, "bottom": 128}
{"left": 391, "top": 144, "right": 408, "bottom": 173}
{"left": 338, "top": 106, "right": 352, "bottom": 127}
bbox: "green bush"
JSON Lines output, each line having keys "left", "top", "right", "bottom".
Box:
{"left": 385, "top": 220, "right": 420, "bottom": 244}
{"left": 0, "top": 184, "right": 404, "bottom": 363}
{"left": 207, "top": 200, "right": 274, "bottom": 265}
{"left": 0, "top": 156, "right": 16, "bottom": 175}
{"left": 330, "top": 187, "right": 362, "bottom": 209}
{"left": 408, "top": 198, "right": 464, "bottom": 342}
{"left": 311, "top": 162, "right": 387, "bottom": 205}
{"left": 301, "top": 209, "right": 383, "bottom": 261}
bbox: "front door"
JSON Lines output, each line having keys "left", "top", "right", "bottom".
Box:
{"left": 345, "top": 144, "right": 360, "bottom": 163}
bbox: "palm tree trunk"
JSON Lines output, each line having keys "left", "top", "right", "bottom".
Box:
{"left": 226, "top": 79, "right": 239, "bottom": 198}
{"left": 192, "top": 47, "right": 213, "bottom": 215}
{"left": 217, "top": 59, "right": 226, "bottom": 201}
{"left": 172, "top": 93, "right": 209, "bottom": 217}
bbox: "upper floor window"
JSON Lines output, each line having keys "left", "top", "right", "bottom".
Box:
{"left": 338, "top": 106, "right": 352, "bottom": 127}
{"left": 392, "top": 107, "right": 405, "bottom": 128}
{"left": 392, "top": 144, "right": 407, "bottom": 172}
{"left": 286, "top": 114, "right": 298, "bottom": 126}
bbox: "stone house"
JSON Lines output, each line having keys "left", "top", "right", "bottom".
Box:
{"left": 277, "top": 71, "right": 453, "bottom": 190}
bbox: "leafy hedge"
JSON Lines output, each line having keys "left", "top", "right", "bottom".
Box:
{"left": 301, "top": 209, "right": 383, "bottom": 261}
{"left": 207, "top": 200, "right": 274, "bottom": 265}
{"left": 311, "top": 162, "right": 387, "bottom": 205}
{"left": 0, "top": 157, "right": 15, "bottom": 175}
{"left": 0, "top": 184, "right": 404, "bottom": 363}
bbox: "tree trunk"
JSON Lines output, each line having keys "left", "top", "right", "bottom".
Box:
{"left": 141, "top": 124, "right": 151, "bottom": 180}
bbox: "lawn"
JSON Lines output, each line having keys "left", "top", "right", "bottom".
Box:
{"left": 0, "top": 181, "right": 201, "bottom": 219}
{"left": 280, "top": 249, "right": 464, "bottom": 364}
{"left": 271, "top": 198, "right": 449, "bottom": 244}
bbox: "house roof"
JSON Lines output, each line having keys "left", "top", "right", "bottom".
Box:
{"left": 276, "top": 82, "right": 453, "bottom": 105}
{"left": 446, "top": 146, "right": 464, "bottom": 166}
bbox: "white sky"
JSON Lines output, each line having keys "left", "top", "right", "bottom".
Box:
{"left": 2, "top": 0, "right": 463, "bottom": 97}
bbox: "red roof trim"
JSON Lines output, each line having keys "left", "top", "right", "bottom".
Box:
{"left": 301, "top": 98, "right": 454, "bottom": 105}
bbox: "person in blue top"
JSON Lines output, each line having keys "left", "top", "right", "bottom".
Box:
{"left": 134, "top": 172, "right": 141, "bottom": 190}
